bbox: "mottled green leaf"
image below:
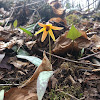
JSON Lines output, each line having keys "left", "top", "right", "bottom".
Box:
{"left": 13, "top": 20, "right": 18, "bottom": 28}
{"left": 19, "top": 27, "right": 32, "bottom": 36}
{"left": 0, "top": 90, "right": 4, "bottom": 100}
{"left": 17, "top": 49, "right": 29, "bottom": 56}
{"left": 17, "top": 55, "right": 42, "bottom": 67}
{"left": 66, "top": 25, "right": 82, "bottom": 40}
{"left": 12, "top": 46, "right": 29, "bottom": 56}
{"left": 37, "top": 71, "right": 54, "bottom": 100}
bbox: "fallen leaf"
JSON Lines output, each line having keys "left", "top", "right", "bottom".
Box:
{"left": 0, "top": 37, "right": 17, "bottom": 51}
{"left": 37, "top": 71, "right": 53, "bottom": 100}
{"left": 90, "top": 35, "right": 100, "bottom": 58}
{"left": 25, "top": 41, "right": 36, "bottom": 50}
{"left": 4, "top": 52, "right": 52, "bottom": 100}
{"left": 91, "top": 35, "right": 100, "bottom": 51}
{"left": 49, "top": 17, "right": 67, "bottom": 25}
{"left": 52, "top": 32, "right": 91, "bottom": 55}
{"left": 0, "top": 90, "right": 4, "bottom": 100}
{"left": 10, "top": 60, "right": 29, "bottom": 69}
{"left": 0, "top": 26, "right": 4, "bottom": 31}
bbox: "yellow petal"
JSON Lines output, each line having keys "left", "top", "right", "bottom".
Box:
{"left": 38, "top": 22, "right": 45, "bottom": 27}
{"left": 41, "top": 30, "right": 48, "bottom": 42}
{"left": 51, "top": 26, "right": 63, "bottom": 30}
{"left": 34, "top": 28, "right": 44, "bottom": 35}
{"left": 49, "top": 29, "right": 55, "bottom": 41}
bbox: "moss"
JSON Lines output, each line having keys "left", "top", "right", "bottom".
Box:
{"left": 66, "top": 14, "right": 80, "bottom": 25}
{"left": 49, "top": 84, "right": 83, "bottom": 100}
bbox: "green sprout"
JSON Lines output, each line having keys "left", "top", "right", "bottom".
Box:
{"left": 13, "top": 20, "right": 18, "bottom": 28}
{"left": 66, "top": 25, "right": 82, "bottom": 40}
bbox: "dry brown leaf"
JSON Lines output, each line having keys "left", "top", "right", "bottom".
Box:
{"left": 0, "top": 26, "right": 4, "bottom": 31}
{"left": 90, "top": 35, "right": 100, "bottom": 58}
{"left": 91, "top": 35, "right": 100, "bottom": 51}
{"left": 0, "top": 37, "right": 17, "bottom": 51}
{"left": 4, "top": 52, "right": 52, "bottom": 100}
{"left": 49, "top": 17, "right": 67, "bottom": 25}
{"left": 10, "top": 60, "right": 29, "bottom": 69}
{"left": 25, "top": 41, "right": 36, "bottom": 50}
{"left": 52, "top": 31, "right": 91, "bottom": 55}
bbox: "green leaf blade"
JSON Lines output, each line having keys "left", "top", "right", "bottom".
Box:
{"left": 37, "top": 71, "right": 54, "bottom": 100}
{"left": 19, "top": 27, "right": 32, "bottom": 36}
{"left": 0, "top": 90, "right": 4, "bottom": 100}
{"left": 17, "top": 55, "right": 42, "bottom": 67}
{"left": 66, "top": 25, "right": 82, "bottom": 40}
{"left": 13, "top": 20, "right": 18, "bottom": 28}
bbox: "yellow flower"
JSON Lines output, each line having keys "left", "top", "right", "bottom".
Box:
{"left": 34, "top": 22, "right": 63, "bottom": 42}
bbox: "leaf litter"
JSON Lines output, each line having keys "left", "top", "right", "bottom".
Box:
{"left": 0, "top": 0, "right": 100, "bottom": 100}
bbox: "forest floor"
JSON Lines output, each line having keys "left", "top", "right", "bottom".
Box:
{"left": 0, "top": 0, "right": 100, "bottom": 100}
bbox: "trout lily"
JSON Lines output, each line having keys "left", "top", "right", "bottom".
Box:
{"left": 34, "top": 22, "right": 63, "bottom": 42}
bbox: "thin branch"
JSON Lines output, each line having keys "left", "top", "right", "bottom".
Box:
{"left": 81, "top": 0, "right": 99, "bottom": 10}
{"left": 56, "top": 89, "right": 79, "bottom": 100}
{"left": 4, "top": 8, "right": 15, "bottom": 27}
{"left": 78, "top": 51, "right": 100, "bottom": 61}
{"left": 39, "top": 49, "right": 100, "bottom": 67}
{"left": 0, "top": 84, "right": 19, "bottom": 86}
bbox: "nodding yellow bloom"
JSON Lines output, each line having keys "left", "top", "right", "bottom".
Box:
{"left": 34, "top": 22, "right": 63, "bottom": 42}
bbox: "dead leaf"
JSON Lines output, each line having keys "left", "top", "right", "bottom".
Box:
{"left": 4, "top": 52, "right": 52, "bottom": 100}
{"left": 0, "top": 37, "right": 17, "bottom": 51}
{"left": 91, "top": 35, "right": 100, "bottom": 51}
{"left": 49, "top": 17, "right": 67, "bottom": 25}
{"left": 52, "top": 31, "right": 91, "bottom": 55}
{"left": 10, "top": 60, "right": 29, "bottom": 69}
{"left": 0, "top": 26, "right": 4, "bottom": 31}
{"left": 90, "top": 35, "right": 100, "bottom": 58}
{"left": 25, "top": 41, "right": 36, "bottom": 50}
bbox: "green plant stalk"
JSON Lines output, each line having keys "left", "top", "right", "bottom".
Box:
{"left": 49, "top": 34, "right": 51, "bottom": 63}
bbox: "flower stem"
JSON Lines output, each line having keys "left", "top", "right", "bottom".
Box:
{"left": 49, "top": 34, "right": 51, "bottom": 63}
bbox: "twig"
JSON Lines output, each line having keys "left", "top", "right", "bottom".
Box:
{"left": 0, "top": 84, "right": 19, "bottom": 86}
{"left": 39, "top": 49, "right": 100, "bottom": 67}
{"left": 78, "top": 51, "right": 100, "bottom": 61}
{"left": 4, "top": 8, "right": 15, "bottom": 27}
{"left": 56, "top": 90, "right": 79, "bottom": 100}
{"left": 81, "top": 0, "right": 99, "bottom": 10}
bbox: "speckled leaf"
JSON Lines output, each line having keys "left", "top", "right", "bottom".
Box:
{"left": 66, "top": 25, "right": 82, "bottom": 40}
{"left": 17, "top": 55, "right": 42, "bottom": 67}
{"left": 37, "top": 71, "right": 53, "bottom": 100}
{"left": 0, "top": 90, "right": 4, "bottom": 100}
